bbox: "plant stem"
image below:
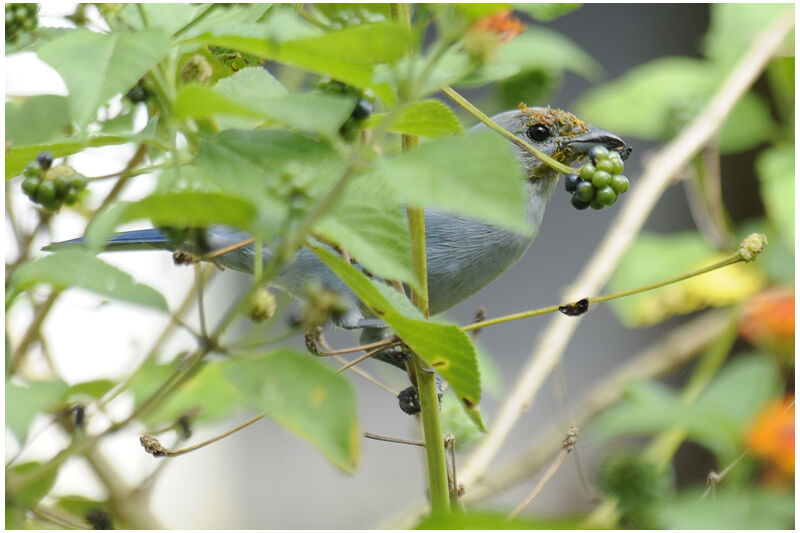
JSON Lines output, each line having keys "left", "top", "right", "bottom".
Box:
{"left": 172, "top": 3, "right": 217, "bottom": 38}
{"left": 462, "top": 252, "right": 743, "bottom": 332}
{"left": 441, "top": 85, "right": 575, "bottom": 175}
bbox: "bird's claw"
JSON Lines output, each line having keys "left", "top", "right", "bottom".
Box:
{"left": 397, "top": 377, "right": 444, "bottom": 415}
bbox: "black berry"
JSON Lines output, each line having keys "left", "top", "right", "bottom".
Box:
{"left": 571, "top": 194, "right": 590, "bottom": 210}
{"left": 36, "top": 151, "right": 53, "bottom": 170}
{"left": 564, "top": 173, "right": 580, "bottom": 193}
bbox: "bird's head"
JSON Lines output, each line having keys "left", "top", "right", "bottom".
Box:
{"left": 490, "top": 104, "right": 630, "bottom": 182}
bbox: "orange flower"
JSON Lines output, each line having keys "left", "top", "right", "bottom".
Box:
{"left": 746, "top": 396, "right": 794, "bottom": 476}
{"left": 473, "top": 9, "right": 526, "bottom": 43}
{"left": 739, "top": 286, "right": 795, "bottom": 365}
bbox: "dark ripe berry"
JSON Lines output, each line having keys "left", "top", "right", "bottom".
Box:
{"left": 36, "top": 151, "right": 53, "bottom": 170}
{"left": 21, "top": 176, "right": 40, "bottom": 197}
{"left": 596, "top": 186, "right": 617, "bottom": 206}
{"left": 564, "top": 173, "right": 580, "bottom": 193}
{"left": 351, "top": 99, "right": 373, "bottom": 120}
{"left": 595, "top": 159, "right": 614, "bottom": 174}
{"left": 579, "top": 163, "right": 595, "bottom": 181}
{"left": 64, "top": 188, "right": 80, "bottom": 205}
{"left": 591, "top": 170, "right": 612, "bottom": 189}
{"left": 571, "top": 194, "right": 590, "bottom": 210}
{"left": 35, "top": 179, "right": 56, "bottom": 204}
{"left": 589, "top": 145, "right": 609, "bottom": 164}
{"left": 575, "top": 181, "right": 595, "bottom": 202}
{"left": 590, "top": 199, "right": 604, "bottom": 210}
{"left": 126, "top": 80, "right": 149, "bottom": 103}
{"left": 610, "top": 174, "right": 629, "bottom": 194}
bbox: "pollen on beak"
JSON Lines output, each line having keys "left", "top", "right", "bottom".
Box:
{"left": 567, "top": 128, "right": 631, "bottom": 160}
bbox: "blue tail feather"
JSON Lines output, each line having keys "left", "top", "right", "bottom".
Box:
{"left": 43, "top": 228, "right": 171, "bottom": 252}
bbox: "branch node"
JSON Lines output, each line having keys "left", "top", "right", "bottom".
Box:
{"left": 172, "top": 249, "right": 196, "bottom": 266}
{"left": 140, "top": 434, "right": 167, "bottom": 457}
{"left": 563, "top": 426, "right": 579, "bottom": 451}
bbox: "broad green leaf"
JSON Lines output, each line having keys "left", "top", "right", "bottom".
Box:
{"left": 10, "top": 251, "right": 168, "bottom": 311}
{"left": 416, "top": 510, "right": 584, "bottom": 529}
{"left": 213, "top": 66, "right": 287, "bottom": 99}
{"left": 55, "top": 496, "right": 113, "bottom": 526}
{"left": 191, "top": 22, "right": 413, "bottom": 103}
{"left": 129, "top": 360, "right": 243, "bottom": 427}
{"left": 658, "top": 488, "right": 794, "bottom": 529}
{"left": 378, "top": 131, "right": 531, "bottom": 234}
{"left": 86, "top": 191, "right": 271, "bottom": 251}
{"left": 119, "top": 3, "right": 198, "bottom": 34}
{"left": 313, "top": 247, "right": 484, "bottom": 429}
{"left": 6, "top": 462, "right": 59, "bottom": 509}
{"left": 367, "top": 100, "right": 463, "bottom": 138}
{"left": 513, "top": 3, "right": 581, "bottom": 21}
{"left": 608, "top": 232, "right": 764, "bottom": 326}
{"left": 460, "top": 26, "right": 600, "bottom": 87}
{"left": 6, "top": 95, "right": 71, "bottom": 147}
{"left": 5, "top": 135, "right": 128, "bottom": 180}
{"left": 224, "top": 349, "right": 359, "bottom": 472}
{"left": 37, "top": 28, "right": 171, "bottom": 128}
{"left": 175, "top": 84, "right": 355, "bottom": 137}
{"left": 313, "top": 3, "right": 392, "bottom": 24}
{"left": 315, "top": 172, "right": 416, "bottom": 287}
{"left": 756, "top": 144, "right": 794, "bottom": 250}
{"left": 575, "top": 57, "right": 774, "bottom": 153}
{"left": 703, "top": 4, "right": 793, "bottom": 69}
{"left": 66, "top": 379, "right": 115, "bottom": 400}
{"left": 6, "top": 379, "right": 68, "bottom": 442}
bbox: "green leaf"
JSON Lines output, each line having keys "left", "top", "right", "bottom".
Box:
{"left": 460, "top": 26, "right": 600, "bottom": 87}
{"left": 756, "top": 144, "right": 794, "bottom": 251}
{"left": 367, "top": 100, "right": 463, "bottom": 138}
{"left": 10, "top": 251, "right": 168, "bottom": 311}
{"left": 66, "top": 379, "right": 115, "bottom": 400}
{"left": 5, "top": 135, "right": 128, "bottom": 180}
{"left": 129, "top": 360, "right": 243, "bottom": 427}
{"left": 313, "top": 247, "right": 484, "bottom": 429}
{"left": 213, "top": 66, "right": 287, "bottom": 99}
{"left": 224, "top": 349, "right": 360, "bottom": 472}
{"left": 379, "top": 131, "right": 531, "bottom": 234}
{"left": 607, "top": 231, "right": 764, "bottom": 326}
{"left": 6, "top": 95, "right": 72, "bottom": 147}
{"left": 703, "top": 4, "right": 793, "bottom": 69}
{"left": 191, "top": 22, "right": 413, "bottom": 103}
{"left": 86, "top": 191, "right": 270, "bottom": 251}
{"left": 315, "top": 172, "right": 415, "bottom": 287}
{"left": 37, "top": 28, "right": 171, "bottom": 128}
{"left": 513, "top": 3, "right": 581, "bottom": 21}
{"left": 574, "top": 57, "right": 774, "bottom": 153}
{"left": 416, "top": 510, "right": 584, "bottom": 529}
{"left": 119, "top": 3, "right": 198, "bottom": 34}
{"left": 6, "top": 379, "right": 68, "bottom": 442}
{"left": 658, "top": 488, "right": 794, "bottom": 529}
{"left": 7, "top": 462, "right": 59, "bottom": 509}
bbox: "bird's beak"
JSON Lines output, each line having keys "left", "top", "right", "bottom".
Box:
{"left": 566, "top": 127, "right": 631, "bottom": 160}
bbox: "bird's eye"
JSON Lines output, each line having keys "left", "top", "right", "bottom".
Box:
{"left": 527, "top": 124, "right": 549, "bottom": 142}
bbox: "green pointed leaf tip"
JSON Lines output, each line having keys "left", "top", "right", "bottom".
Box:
{"left": 10, "top": 251, "right": 168, "bottom": 311}
{"left": 315, "top": 172, "right": 416, "bottom": 288}
{"left": 756, "top": 144, "right": 794, "bottom": 250}
{"left": 86, "top": 191, "right": 266, "bottom": 251}
{"left": 312, "top": 247, "right": 484, "bottom": 430}
{"left": 224, "top": 349, "right": 359, "bottom": 472}
{"left": 37, "top": 28, "right": 171, "bottom": 128}
{"left": 367, "top": 100, "right": 464, "bottom": 138}
{"left": 575, "top": 57, "right": 774, "bottom": 153}
{"left": 380, "top": 131, "right": 531, "bottom": 235}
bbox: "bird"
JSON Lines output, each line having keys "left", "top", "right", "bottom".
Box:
{"left": 46, "top": 106, "right": 629, "bottom": 412}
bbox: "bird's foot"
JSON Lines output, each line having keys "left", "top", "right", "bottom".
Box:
{"left": 397, "top": 377, "right": 444, "bottom": 415}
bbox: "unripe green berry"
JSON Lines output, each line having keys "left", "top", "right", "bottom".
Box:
{"left": 22, "top": 176, "right": 40, "bottom": 197}
{"left": 609, "top": 154, "right": 625, "bottom": 174}
{"left": 589, "top": 145, "right": 609, "bottom": 163}
{"left": 54, "top": 175, "right": 70, "bottom": 197}
{"left": 591, "top": 170, "right": 612, "bottom": 189}
{"left": 575, "top": 181, "right": 595, "bottom": 202}
{"left": 23, "top": 161, "right": 41, "bottom": 178}
{"left": 595, "top": 159, "right": 614, "bottom": 174}
{"left": 245, "top": 288, "right": 277, "bottom": 322}
{"left": 64, "top": 188, "right": 80, "bottom": 206}
{"left": 596, "top": 186, "right": 617, "bottom": 206}
{"left": 579, "top": 163, "right": 596, "bottom": 181}
{"left": 36, "top": 179, "right": 56, "bottom": 204}
{"left": 610, "top": 174, "right": 629, "bottom": 194}
{"left": 70, "top": 173, "right": 88, "bottom": 190}
{"left": 590, "top": 199, "right": 604, "bottom": 210}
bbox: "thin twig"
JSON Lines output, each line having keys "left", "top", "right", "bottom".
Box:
{"left": 8, "top": 291, "right": 60, "bottom": 375}
{"left": 141, "top": 414, "right": 265, "bottom": 457}
{"left": 364, "top": 432, "right": 425, "bottom": 447}
{"left": 194, "top": 263, "right": 208, "bottom": 339}
{"left": 200, "top": 237, "right": 255, "bottom": 261}
{"left": 336, "top": 345, "right": 390, "bottom": 373}
{"left": 316, "top": 337, "right": 400, "bottom": 356}
{"left": 333, "top": 355, "right": 399, "bottom": 396}
{"left": 457, "top": 12, "right": 794, "bottom": 492}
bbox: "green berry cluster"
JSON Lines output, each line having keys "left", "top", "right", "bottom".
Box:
{"left": 21, "top": 152, "right": 87, "bottom": 211}
{"left": 5, "top": 3, "right": 37, "bottom": 43}
{"left": 565, "top": 146, "right": 629, "bottom": 211}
